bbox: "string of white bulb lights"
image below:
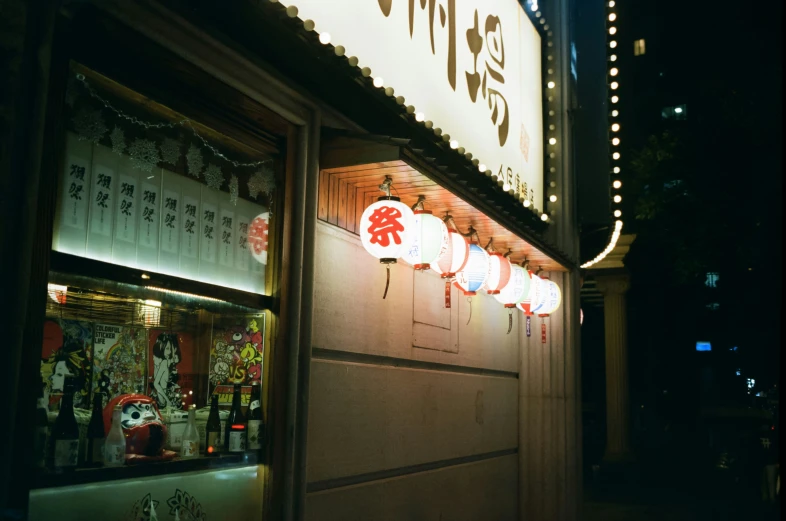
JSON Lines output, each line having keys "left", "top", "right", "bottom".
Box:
{"left": 581, "top": 0, "right": 623, "bottom": 269}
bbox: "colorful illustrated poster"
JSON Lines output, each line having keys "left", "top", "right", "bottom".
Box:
{"left": 41, "top": 319, "right": 93, "bottom": 410}
{"left": 209, "top": 316, "right": 264, "bottom": 405}
{"left": 147, "top": 330, "right": 194, "bottom": 411}
{"left": 92, "top": 324, "right": 146, "bottom": 407}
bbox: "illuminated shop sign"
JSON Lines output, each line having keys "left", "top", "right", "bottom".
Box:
{"left": 285, "top": 0, "right": 544, "bottom": 209}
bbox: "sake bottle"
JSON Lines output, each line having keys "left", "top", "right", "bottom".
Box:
{"left": 104, "top": 405, "right": 126, "bottom": 466}
{"left": 180, "top": 404, "right": 199, "bottom": 459}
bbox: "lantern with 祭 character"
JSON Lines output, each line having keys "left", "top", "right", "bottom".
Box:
{"left": 359, "top": 177, "right": 415, "bottom": 298}
{"left": 103, "top": 393, "right": 175, "bottom": 461}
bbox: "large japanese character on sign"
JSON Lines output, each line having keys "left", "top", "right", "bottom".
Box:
{"left": 379, "top": 0, "right": 457, "bottom": 91}
{"left": 465, "top": 10, "right": 509, "bottom": 146}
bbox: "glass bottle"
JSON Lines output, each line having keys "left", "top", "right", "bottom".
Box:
{"left": 180, "top": 404, "right": 199, "bottom": 459}
{"left": 104, "top": 405, "right": 126, "bottom": 467}
{"left": 34, "top": 384, "right": 49, "bottom": 469}
{"left": 86, "top": 392, "right": 105, "bottom": 467}
{"left": 52, "top": 376, "right": 79, "bottom": 470}
{"left": 205, "top": 394, "right": 221, "bottom": 456}
{"left": 247, "top": 381, "right": 264, "bottom": 452}
{"left": 225, "top": 383, "right": 246, "bottom": 453}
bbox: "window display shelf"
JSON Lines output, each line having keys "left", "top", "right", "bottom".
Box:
{"left": 50, "top": 251, "right": 276, "bottom": 313}
{"left": 32, "top": 453, "right": 260, "bottom": 489}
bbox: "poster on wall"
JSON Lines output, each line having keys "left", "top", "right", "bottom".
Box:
{"left": 92, "top": 324, "right": 146, "bottom": 407}
{"left": 147, "top": 330, "right": 194, "bottom": 411}
{"left": 209, "top": 316, "right": 265, "bottom": 406}
{"left": 41, "top": 319, "right": 93, "bottom": 410}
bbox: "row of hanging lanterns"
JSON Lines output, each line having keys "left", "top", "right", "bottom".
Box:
{"left": 359, "top": 178, "right": 562, "bottom": 321}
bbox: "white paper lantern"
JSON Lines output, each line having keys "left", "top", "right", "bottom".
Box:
{"left": 517, "top": 271, "right": 544, "bottom": 314}
{"left": 359, "top": 197, "right": 415, "bottom": 263}
{"left": 532, "top": 278, "right": 562, "bottom": 315}
{"left": 401, "top": 210, "right": 449, "bottom": 270}
{"left": 484, "top": 252, "right": 512, "bottom": 294}
{"left": 431, "top": 227, "right": 470, "bottom": 278}
{"left": 249, "top": 212, "right": 270, "bottom": 265}
{"left": 494, "top": 265, "right": 530, "bottom": 307}
{"left": 454, "top": 243, "right": 490, "bottom": 296}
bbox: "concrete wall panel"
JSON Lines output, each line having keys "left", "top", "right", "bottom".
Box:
{"left": 307, "top": 359, "right": 518, "bottom": 483}
{"left": 305, "top": 455, "right": 518, "bottom": 521}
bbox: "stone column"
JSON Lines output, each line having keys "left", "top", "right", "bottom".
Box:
{"left": 596, "top": 273, "right": 632, "bottom": 462}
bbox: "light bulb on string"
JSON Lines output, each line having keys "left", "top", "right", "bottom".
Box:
{"left": 614, "top": 195, "right": 622, "bottom": 203}
{"left": 613, "top": 180, "right": 622, "bottom": 188}
{"left": 611, "top": 123, "right": 620, "bottom": 131}
{"left": 318, "top": 32, "right": 331, "bottom": 45}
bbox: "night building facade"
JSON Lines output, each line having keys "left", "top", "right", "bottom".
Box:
{"left": 0, "top": 0, "right": 598, "bottom": 520}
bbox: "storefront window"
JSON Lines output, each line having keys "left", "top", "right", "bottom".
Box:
{"left": 30, "top": 60, "right": 281, "bottom": 516}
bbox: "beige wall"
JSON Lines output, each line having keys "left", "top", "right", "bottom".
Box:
{"left": 306, "top": 222, "right": 579, "bottom": 520}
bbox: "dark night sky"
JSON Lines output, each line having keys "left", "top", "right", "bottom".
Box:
{"left": 579, "top": 0, "right": 782, "bottom": 408}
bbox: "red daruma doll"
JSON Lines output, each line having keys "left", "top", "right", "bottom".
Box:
{"left": 104, "top": 394, "right": 175, "bottom": 462}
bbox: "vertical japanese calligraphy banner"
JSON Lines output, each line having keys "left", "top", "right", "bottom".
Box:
{"left": 283, "top": 0, "right": 543, "bottom": 209}
{"left": 199, "top": 186, "right": 219, "bottom": 285}
{"left": 137, "top": 172, "right": 162, "bottom": 272}
{"left": 160, "top": 170, "right": 182, "bottom": 273}
{"left": 111, "top": 155, "right": 140, "bottom": 268}
{"left": 216, "top": 205, "right": 235, "bottom": 288}
{"left": 86, "top": 144, "right": 117, "bottom": 263}
{"left": 53, "top": 141, "right": 269, "bottom": 294}
{"left": 54, "top": 132, "right": 92, "bottom": 256}
{"left": 180, "top": 177, "right": 202, "bottom": 279}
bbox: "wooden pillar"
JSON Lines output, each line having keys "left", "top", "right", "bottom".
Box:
{"left": 596, "top": 273, "right": 632, "bottom": 462}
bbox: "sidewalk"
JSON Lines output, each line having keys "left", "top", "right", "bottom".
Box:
{"left": 583, "top": 479, "right": 780, "bottom": 521}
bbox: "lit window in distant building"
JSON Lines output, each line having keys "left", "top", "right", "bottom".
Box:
{"left": 634, "top": 38, "right": 646, "bottom": 56}
{"left": 662, "top": 104, "right": 687, "bottom": 120}
{"left": 705, "top": 272, "right": 719, "bottom": 287}
{"left": 736, "top": 369, "right": 741, "bottom": 376}
{"left": 706, "top": 303, "right": 720, "bottom": 311}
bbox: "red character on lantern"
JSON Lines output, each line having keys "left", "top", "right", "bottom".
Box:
{"left": 367, "top": 206, "right": 405, "bottom": 247}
